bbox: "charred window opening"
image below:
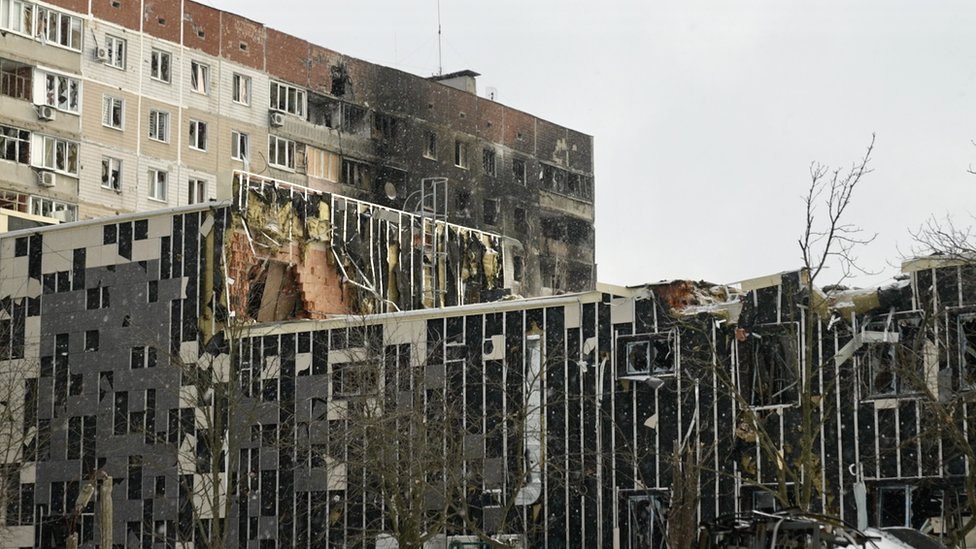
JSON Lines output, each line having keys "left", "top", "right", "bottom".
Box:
{"left": 738, "top": 325, "right": 798, "bottom": 407}
{"left": 373, "top": 112, "right": 397, "bottom": 140}
{"left": 540, "top": 215, "right": 591, "bottom": 245}
{"left": 482, "top": 148, "right": 496, "bottom": 177}
{"left": 514, "top": 208, "right": 527, "bottom": 234}
{"left": 340, "top": 158, "right": 371, "bottom": 188}
{"left": 861, "top": 317, "right": 921, "bottom": 397}
{"left": 330, "top": 63, "right": 350, "bottom": 97}
{"left": 617, "top": 332, "right": 675, "bottom": 378}
{"left": 513, "top": 256, "right": 524, "bottom": 282}
{"left": 539, "top": 257, "right": 561, "bottom": 291}
{"left": 958, "top": 314, "right": 976, "bottom": 389}
{"left": 483, "top": 199, "right": 499, "bottom": 226}
{"left": 423, "top": 130, "right": 437, "bottom": 159}
{"left": 308, "top": 92, "right": 339, "bottom": 128}
{"left": 624, "top": 492, "right": 668, "bottom": 549}
{"left": 332, "top": 361, "right": 378, "bottom": 398}
{"left": 456, "top": 190, "right": 471, "bottom": 218}
{"left": 512, "top": 158, "right": 526, "bottom": 185}
{"left": 877, "top": 485, "right": 912, "bottom": 527}
{"left": 340, "top": 103, "right": 367, "bottom": 135}
{"left": 540, "top": 163, "right": 593, "bottom": 202}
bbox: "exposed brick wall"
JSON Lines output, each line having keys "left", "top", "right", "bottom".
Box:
{"left": 183, "top": 1, "right": 221, "bottom": 57}
{"left": 221, "top": 10, "right": 266, "bottom": 70}
{"left": 143, "top": 0, "right": 181, "bottom": 43}
{"left": 265, "top": 27, "right": 310, "bottom": 87}
{"left": 91, "top": 0, "right": 141, "bottom": 31}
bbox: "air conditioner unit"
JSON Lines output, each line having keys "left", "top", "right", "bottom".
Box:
{"left": 37, "top": 170, "right": 56, "bottom": 187}
{"left": 51, "top": 209, "right": 70, "bottom": 223}
{"left": 269, "top": 111, "right": 285, "bottom": 127}
{"left": 95, "top": 47, "right": 110, "bottom": 63}
{"left": 35, "top": 105, "right": 56, "bottom": 121}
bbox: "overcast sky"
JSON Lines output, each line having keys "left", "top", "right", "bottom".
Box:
{"left": 208, "top": 0, "right": 976, "bottom": 288}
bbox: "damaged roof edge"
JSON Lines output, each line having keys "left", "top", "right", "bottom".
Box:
{"left": 0, "top": 201, "right": 232, "bottom": 240}
{"left": 239, "top": 289, "right": 605, "bottom": 337}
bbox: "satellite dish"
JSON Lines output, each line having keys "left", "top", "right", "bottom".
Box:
{"left": 486, "top": 86, "right": 498, "bottom": 101}
{"left": 384, "top": 182, "right": 398, "bottom": 200}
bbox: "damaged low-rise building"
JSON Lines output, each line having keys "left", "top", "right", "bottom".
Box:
{"left": 0, "top": 189, "right": 974, "bottom": 547}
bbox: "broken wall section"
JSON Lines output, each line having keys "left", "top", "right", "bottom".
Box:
{"left": 226, "top": 172, "right": 508, "bottom": 322}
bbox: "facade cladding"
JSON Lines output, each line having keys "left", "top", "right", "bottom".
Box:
{"left": 0, "top": 197, "right": 975, "bottom": 547}
{"left": 0, "top": 0, "right": 595, "bottom": 298}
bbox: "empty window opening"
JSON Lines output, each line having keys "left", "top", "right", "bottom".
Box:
{"left": 483, "top": 199, "right": 499, "bottom": 226}
{"left": 482, "top": 148, "right": 496, "bottom": 176}
{"left": 454, "top": 140, "right": 468, "bottom": 168}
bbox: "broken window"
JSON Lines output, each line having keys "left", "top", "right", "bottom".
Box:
{"left": 540, "top": 162, "right": 593, "bottom": 202}
{"left": 104, "top": 34, "right": 126, "bottom": 69}
{"left": 958, "top": 314, "right": 976, "bottom": 389}
{"left": 340, "top": 158, "right": 370, "bottom": 188}
{"left": 482, "top": 148, "right": 496, "bottom": 177}
{"left": 29, "top": 196, "right": 76, "bottom": 221}
{"left": 0, "top": 124, "right": 30, "bottom": 164}
{"left": 101, "top": 157, "right": 121, "bottom": 192}
{"left": 625, "top": 492, "right": 668, "bottom": 549}
{"left": 373, "top": 112, "right": 397, "bottom": 140}
{"left": 148, "top": 110, "right": 169, "bottom": 142}
{"left": 332, "top": 362, "right": 378, "bottom": 398}
{"left": 231, "top": 131, "right": 249, "bottom": 162}
{"left": 878, "top": 486, "right": 913, "bottom": 527}
{"left": 150, "top": 49, "right": 171, "bottom": 83}
{"left": 331, "top": 63, "right": 350, "bottom": 96}
{"left": 35, "top": 134, "right": 79, "bottom": 175}
{"left": 423, "top": 130, "right": 437, "bottom": 159}
{"left": 861, "top": 318, "right": 921, "bottom": 397}
{"left": 454, "top": 140, "right": 468, "bottom": 168}
{"left": 34, "top": 7, "right": 82, "bottom": 50}
{"left": 232, "top": 73, "right": 251, "bottom": 105}
{"left": 148, "top": 168, "right": 167, "bottom": 201}
{"left": 539, "top": 256, "right": 562, "bottom": 291}
{"left": 0, "top": 58, "right": 31, "bottom": 100}
{"left": 188, "top": 119, "right": 207, "bottom": 151}
{"left": 483, "top": 199, "right": 499, "bottom": 226}
{"left": 512, "top": 158, "right": 526, "bottom": 185}
{"left": 738, "top": 324, "right": 798, "bottom": 407}
{"left": 307, "top": 92, "right": 339, "bottom": 127}
{"left": 86, "top": 286, "right": 109, "bottom": 310}
{"left": 616, "top": 331, "right": 676, "bottom": 380}
{"left": 84, "top": 330, "right": 98, "bottom": 352}
{"left": 340, "top": 103, "right": 367, "bottom": 134}
{"left": 270, "top": 80, "right": 306, "bottom": 117}
{"left": 189, "top": 61, "right": 209, "bottom": 94}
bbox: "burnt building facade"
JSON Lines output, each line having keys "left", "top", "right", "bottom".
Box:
{"left": 0, "top": 195, "right": 974, "bottom": 547}
{"left": 0, "top": 0, "right": 595, "bottom": 297}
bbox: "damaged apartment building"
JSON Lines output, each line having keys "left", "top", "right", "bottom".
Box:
{"left": 0, "top": 0, "right": 595, "bottom": 297}
{"left": 0, "top": 187, "right": 975, "bottom": 547}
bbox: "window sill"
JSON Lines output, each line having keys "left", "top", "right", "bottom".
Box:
{"left": 102, "top": 124, "right": 124, "bottom": 132}
{"left": 189, "top": 146, "right": 207, "bottom": 153}
{"left": 269, "top": 164, "right": 295, "bottom": 173}
{"left": 423, "top": 154, "right": 437, "bottom": 161}
{"left": 101, "top": 185, "right": 122, "bottom": 193}
{"left": 149, "top": 77, "right": 171, "bottom": 85}
{"left": 147, "top": 196, "right": 168, "bottom": 204}
{"left": 148, "top": 137, "right": 169, "bottom": 144}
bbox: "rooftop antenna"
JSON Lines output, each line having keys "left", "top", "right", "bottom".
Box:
{"left": 437, "top": 0, "right": 443, "bottom": 75}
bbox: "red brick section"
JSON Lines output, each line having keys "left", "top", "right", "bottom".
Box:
{"left": 45, "top": 0, "right": 87, "bottom": 15}
{"left": 536, "top": 118, "right": 568, "bottom": 165}
{"left": 307, "top": 44, "right": 341, "bottom": 95}
{"left": 567, "top": 129, "right": 594, "bottom": 173}
{"left": 144, "top": 0, "right": 181, "bottom": 43}
{"left": 91, "top": 0, "right": 141, "bottom": 31}
{"left": 183, "top": 1, "right": 220, "bottom": 57}
{"left": 502, "top": 109, "right": 536, "bottom": 155}
{"left": 220, "top": 10, "right": 266, "bottom": 71}
{"left": 265, "top": 28, "right": 310, "bottom": 87}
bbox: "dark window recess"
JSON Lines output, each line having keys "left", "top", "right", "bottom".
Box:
{"left": 43, "top": 273, "right": 55, "bottom": 295}
{"left": 739, "top": 325, "right": 798, "bottom": 406}
{"left": 456, "top": 190, "right": 471, "bottom": 218}
{"left": 134, "top": 219, "right": 148, "bottom": 240}
{"left": 148, "top": 280, "right": 158, "bottom": 303}
{"left": 618, "top": 332, "right": 676, "bottom": 378}
{"left": 482, "top": 148, "right": 496, "bottom": 176}
{"left": 373, "top": 113, "right": 397, "bottom": 140}
{"left": 128, "top": 455, "right": 142, "bottom": 499}
{"left": 514, "top": 208, "right": 527, "bottom": 234}
{"left": 131, "top": 346, "right": 145, "bottom": 369}
{"left": 87, "top": 287, "right": 110, "bottom": 309}
{"left": 114, "top": 391, "right": 128, "bottom": 435}
{"left": 103, "top": 224, "right": 117, "bottom": 245}
{"left": 72, "top": 248, "right": 85, "bottom": 291}
{"left": 340, "top": 158, "right": 370, "bottom": 187}
{"left": 512, "top": 158, "right": 526, "bottom": 185}
{"left": 513, "top": 256, "right": 524, "bottom": 282}
{"left": 330, "top": 63, "right": 349, "bottom": 96}
{"left": 118, "top": 221, "right": 133, "bottom": 260}
{"left": 14, "top": 237, "right": 27, "bottom": 257}
{"left": 540, "top": 163, "right": 593, "bottom": 202}
{"left": 332, "top": 362, "right": 378, "bottom": 397}
{"left": 84, "top": 330, "right": 98, "bottom": 352}
{"left": 483, "top": 199, "right": 499, "bottom": 226}
{"left": 423, "top": 130, "right": 437, "bottom": 159}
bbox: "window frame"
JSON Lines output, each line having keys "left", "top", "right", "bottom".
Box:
{"left": 267, "top": 134, "right": 296, "bottom": 171}
{"left": 482, "top": 148, "right": 497, "bottom": 177}
{"left": 0, "top": 124, "right": 31, "bottom": 164}
{"left": 454, "top": 140, "right": 468, "bottom": 169}
{"left": 101, "top": 95, "right": 123, "bottom": 130}
{"left": 189, "top": 60, "right": 209, "bottom": 95}
{"left": 187, "top": 177, "right": 207, "bottom": 205}
{"left": 423, "top": 130, "right": 437, "bottom": 160}
{"left": 40, "top": 71, "right": 81, "bottom": 114}
{"left": 35, "top": 134, "right": 79, "bottom": 175}
{"left": 149, "top": 49, "right": 171, "bottom": 83}
{"left": 101, "top": 156, "right": 122, "bottom": 192}
{"left": 188, "top": 119, "right": 207, "bottom": 151}
{"left": 34, "top": 6, "right": 83, "bottom": 51}
{"left": 29, "top": 196, "right": 76, "bottom": 221}
{"left": 269, "top": 80, "right": 306, "bottom": 117}
{"left": 232, "top": 72, "right": 251, "bottom": 105}
{"left": 147, "top": 168, "right": 168, "bottom": 202}
{"left": 231, "top": 130, "right": 249, "bottom": 162}
{"left": 104, "top": 34, "right": 126, "bottom": 70}
{"left": 148, "top": 110, "right": 169, "bottom": 143}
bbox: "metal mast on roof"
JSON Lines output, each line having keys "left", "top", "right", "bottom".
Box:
{"left": 437, "top": 0, "right": 443, "bottom": 75}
